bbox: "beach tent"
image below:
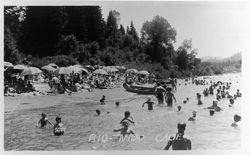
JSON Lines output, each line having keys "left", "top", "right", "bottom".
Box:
{"left": 20, "top": 67, "right": 42, "bottom": 76}
{"left": 137, "top": 70, "right": 150, "bottom": 76}
{"left": 4, "top": 62, "right": 14, "bottom": 68}
{"left": 14, "top": 64, "right": 28, "bottom": 70}
{"left": 54, "top": 67, "right": 72, "bottom": 75}
{"left": 93, "top": 69, "right": 108, "bottom": 75}
{"left": 125, "top": 68, "right": 138, "bottom": 74}
{"left": 41, "top": 65, "right": 56, "bottom": 72}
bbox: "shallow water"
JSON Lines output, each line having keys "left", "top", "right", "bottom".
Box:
{"left": 4, "top": 73, "right": 241, "bottom": 150}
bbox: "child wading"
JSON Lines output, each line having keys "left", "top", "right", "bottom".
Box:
{"left": 142, "top": 97, "right": 155, "bottom": 110}
{"left": 53, "top": 116, "right": 65, "bottom": 136}
{"left": 165, "top": 87, "right": 176, "bottom": 107}
{"left": 37, "top": 113, "right": 52, "bottom": 128}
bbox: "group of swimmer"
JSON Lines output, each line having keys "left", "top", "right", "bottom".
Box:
{"left": 36, "top": 76, "right": 241, "bottom": 150}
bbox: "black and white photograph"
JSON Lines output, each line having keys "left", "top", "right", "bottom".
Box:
{"left": 2, "top": 0, "right": 250, "bottom": 152}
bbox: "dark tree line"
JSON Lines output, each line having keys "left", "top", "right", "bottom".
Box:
{"left": 4, "top": 6, "right": 241, "bottom": 78}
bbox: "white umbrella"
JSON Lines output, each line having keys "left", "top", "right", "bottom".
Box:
{"left": 14, "top": 64, "right": 28, "bottom": 70}
{"left": 67, "top": 66, "right": 89, "bottom": 74}
{"left": 125, "top": 68, "right": 138, "bottom": 74}
{"left": 93, "top": 69, "right": 108, "bottom": 75}
{"left": 109, "top": 68, "right": 119, "bottom": 72}
{"left": 47, "top": 63, "right": 58, "bottom": 68}
{"left": 4, "top": 62, "right": 14, "bottom": 68}
{"left": 137, "top": 70, "right": 150, "bottom": 75}
{"left": 54, "top": 67, "right": 72, "bottom": 75}
{"left": 41, "top": 65, "right": 56, "bottom": 72}
{"left": 20, "top": 67, "right": 42, "bottom": 76}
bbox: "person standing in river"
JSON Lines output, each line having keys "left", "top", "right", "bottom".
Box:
{"left": 155, "top": 83, "right": 166, "bottom": 104}
{"left": 165, "top": 87, "right": 177, "bottom": 107}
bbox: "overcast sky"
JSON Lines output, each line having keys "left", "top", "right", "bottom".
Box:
{"left": 100, "top": 1, "right": 250, "bottom": 58}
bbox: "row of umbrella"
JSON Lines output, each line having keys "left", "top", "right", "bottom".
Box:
{"left": 125, "top": 69, "right": 150, "bottom": 75}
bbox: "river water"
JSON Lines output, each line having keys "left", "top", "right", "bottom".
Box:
{"left": 4, "top": 73, "right": 241, "bottom": 150}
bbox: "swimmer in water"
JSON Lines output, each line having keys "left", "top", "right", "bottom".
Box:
{"left": 115, "top": 101, "right": 120, "bottom": 107}
{"left": 231, "top": 114, "right": 241, "bottom": 127}
{"left": 164, "top": 123, "right": 191, "bottom": 150}
{"left": 53, "top": 116, "right": 65, "bottom": 136}
{"left": 95, "top": 109, "right": 101, "bottom": 116}
{"left": 207, "top": 101, "right": 222, "bottom": 112}
{"left": 120, "top": 111, "right": 135, "bottom": 125}
{"left": 37, "top": 113, "right": 52, "bottom": 128}
{"left": 114, "top": 120, "right": 135, "bottom": 137}
{"left": 177, "top": 106, "right": 182, "bottom": 112}
{"left": 229, "top": 98, "right": 234, "bottom": 107}
{"left": 209, "top": 110, "right": 215, "bottom": 116}
{"left": 142, "top": 97, "right": 155, "bottom": 111}
{"left": 188, "top": 111, "right": 197, "bottom": 121}
{"left": 100, "top": 95, "right": 106, "bottom": 105}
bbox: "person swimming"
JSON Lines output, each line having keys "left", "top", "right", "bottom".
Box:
{"left": 53, "top": 116, "right": 65, "bottom": 136}
{"left": 209, "top": 110, "right": 215, "bottom": 116}
{"left": 96, "top": 109, "right": 101, "bottom": 116}
{"left": 207, "top": 101, "right": 222, "bottom": 112}
{"left": 120, "top": 111, "right": 135, "bottom": 125}
{"left": 115, "top": 101, "right": 120, "bottom": 107}
{"left": 142, "top": 97, "right": 155, "bottom": 111}
{"left": 177, "top": 106, "right": 182, "bottom": 112}
{"left": 100, "top": 95, "right": 106, "bottom": 105}
{"left": 231, "top": 114, "right": 241, "bottom": 127}
{"left": 188, "top": 111, "right": 197, "bottom": 121}
{"left": 37, "top": 113, "right": 52, "bottom": 128}
{"left": 164, "top": 123, "right": 191, "bottom": 150}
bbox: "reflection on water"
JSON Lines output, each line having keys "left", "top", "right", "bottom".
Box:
{"left": 5, "top": 73, "right": 241, "bottom": 150}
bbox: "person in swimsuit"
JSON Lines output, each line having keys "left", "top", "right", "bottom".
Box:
{"left": 231, "top": 114, "right": 241, "bottom": 127}
{"left": 164, "top": 123, "right": 191, "bottom": 150}
{"left": 142, "top": 97, "right": 155, "bottom": 110}
{"left": 53, "top": 116, "right": 65, "bottom": 136}
{"left": 165, "top": 87, "right": 176, "bottom": 107}
{"left": 120, "top": 111, "right": 135, "bottom": 125}
{"left": 37, "top": 113, "right": 52, "bottom": 128}
{"left": 155, "top": 83, "right": 166, "bottom": 104}
{"left": 196, "top": 93, "right": 203, "bottom": 105}
{"left": 114, "top": 120, "right": 135, "bottom": 137}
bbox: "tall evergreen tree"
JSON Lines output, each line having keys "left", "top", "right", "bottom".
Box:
{"left": 106, "top": 10, "right": 119, "bottom": 47}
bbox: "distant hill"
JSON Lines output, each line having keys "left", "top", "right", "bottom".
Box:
{"left": 201, "top": 52, "right": 241, "bottom": 63}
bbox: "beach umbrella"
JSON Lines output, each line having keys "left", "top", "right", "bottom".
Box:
{"left": 47, "top": 63, "right": 58, "bottom": 68}
{"left": 41, "top": 65, "right": 56, "bottom": 72}
{"left": 137, "top": 70, "right": 150, "bottom": 75}
{"left": 20, "top": 67, "right": 42, "bottom": 76}
{"left": 93, "top": 69, "right": 108, "bottom": 75}
{"left": 4, "top": 62, "right": 14, "bottom": 68}
{"left": 54, "top": 67, "right": 72, "bottom": 75}
{"left": 109, "top": 68, "right": 119, "bottom": 72}
{"left": 125, "top": 68, "right": 138, "bottom": 74}
{"left": 67, "top": 66, "right": 89, "bottom": 74}
{"left": 85, "top": 65, "right": 95, "bottom": 71}
{"left": 73, "top": 64, "right": 84, "bottom": 68}
{"left": 14, "top": 64, "right": 28, "bottom": 70}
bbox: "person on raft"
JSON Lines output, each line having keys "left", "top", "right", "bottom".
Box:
{"left": 37, "top": 113, "right": 52, "bottom": 128}
{"left": 142, "top": 97, "right": 155, "bottom": 111}
{"left": 155, "top": 83, "right": 166, "bottom": 104}
{"left": 165, "top": 87, "right": 176, "bottom": 107}
{"left": 164, "top": 123, "right": 192, "bottom": 150}
{"left": 53, "top": 116, "right": 65, "bottom": 136}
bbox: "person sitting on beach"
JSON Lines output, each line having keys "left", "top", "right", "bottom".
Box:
{"left": 196, "top": 93, "right": 202, "bottom": 105}
{"left": 100, "top": 95, "right": 106, "bottom": 105}
{"left": 164, "top": 123, "right": 191, "bottom": 150}
{"left": 26, "top": 81, "right": 35, "bottom": 92}
{"left": 53, "top": 116, "right": 65, "bottom": 136}
{"left": 155, "top": 83, "right": 166, "bottom": 104}
{"left": 231, "top": 114, "right": 241, "bottom": 127}
{"left": 207, "top": 101, "right": 222, "bottom": 112}
{"left": 165, "top": 87, "right": 177, "bottom": 107}
{"left": 142, "top": 97, "right": 155, "bottom": 111}
{"left": 37, "top": 113, "right": 52, "bottom": 128}
{"left": 114, "top": 120, "right": 135, "bottom": 137}
{"left": 188, "top": 111, "right": 197, "bottom": 121}
{"left": 120, "top": 111, "right": 135, "bottom": 125}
